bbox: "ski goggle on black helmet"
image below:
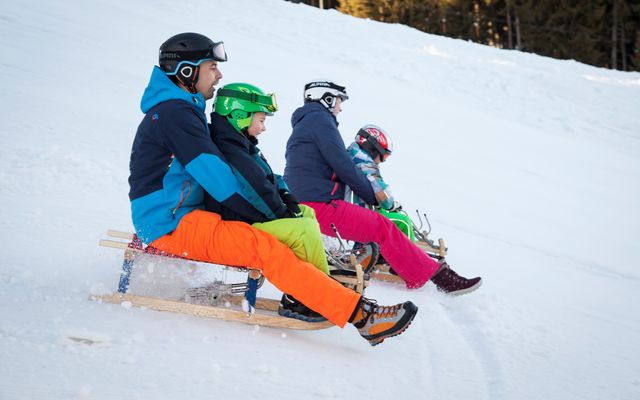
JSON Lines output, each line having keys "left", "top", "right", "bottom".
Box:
{"left": 303, "top": 81, "right": 348, "bottom": 112}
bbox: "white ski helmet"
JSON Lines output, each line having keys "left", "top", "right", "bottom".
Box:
{"left": 356, "top": 124, "right": 394, "bottom": 159}
{"left": 303, "top": 80, "right": 348, "bottom": 112}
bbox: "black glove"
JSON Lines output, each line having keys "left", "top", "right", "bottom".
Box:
{"left": 279, "top": 190, "right": 302, "bottom": 218}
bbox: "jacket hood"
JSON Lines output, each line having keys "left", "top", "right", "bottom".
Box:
{"left": 140, "top": 66, "right": 207, "bottom": 114}
{"left": 290, "top": 101, "right": 338, "bottom": 128}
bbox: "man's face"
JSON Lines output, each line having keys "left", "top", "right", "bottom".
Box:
{"left": 195, "top": 60, "right": 223, "bottom": 100}
{"left": 332, "top": 97, "right": 343, "bottom": 116}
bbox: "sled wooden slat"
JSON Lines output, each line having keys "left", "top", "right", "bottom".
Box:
{"left": 99, "top": 239, "right": 140, "bottom": 251}
{"left": 416, "top": 239, "right": 447, "bottom": 257}
{"left": 91, "top": 293, "right": 333, "bottom": 330}
{"left": 107, "top": 230, "right": 135, "bottom": 240}
{"left": 371, "top": 264, "right": 405, "bottom": 283}
{"left": 223, "top": 295, "right": 280, "bottom": 312}
{"left": 371, "top": 274, "right": 405, "bottom": 284}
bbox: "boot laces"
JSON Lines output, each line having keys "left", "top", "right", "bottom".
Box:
{"left": 372, "top": 304, "right": 402, "bottom": 320}
{"left": 361, "top": 298, "right": 401, "bottom": 322}
{"left": 437, "top": 261, "right": 466, "bottom": 283}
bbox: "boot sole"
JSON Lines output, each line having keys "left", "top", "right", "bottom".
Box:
{"left": 277, "top": 307, "right": 328, "bottom": 323}
{"left": 443, "top": 278, "right": 483, "bottom": 296}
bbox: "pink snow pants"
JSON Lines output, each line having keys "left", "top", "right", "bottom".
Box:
{"left": 304, "top": 200, "right": 439, "bottom": 289}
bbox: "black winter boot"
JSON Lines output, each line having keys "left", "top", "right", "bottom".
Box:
{"left": 277, "top": 294, "right": 327, "bottom": 322}
{"left": 430, "top": 261, "right": 482, "bottom": 295}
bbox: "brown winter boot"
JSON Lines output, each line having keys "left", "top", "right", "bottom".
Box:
{"left": 430, "top": 261, "right": 482, "bottom": 295}
{"left": 350, "top": 297, "right": 418, "bottom": 346}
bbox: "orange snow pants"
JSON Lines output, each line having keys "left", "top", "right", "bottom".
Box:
{"left": 150, "top": 210, "right": 360, "bottom": 327}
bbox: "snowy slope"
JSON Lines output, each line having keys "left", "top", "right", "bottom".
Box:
{"left": 1, "top": 0, "right": 639, "bottom": 399}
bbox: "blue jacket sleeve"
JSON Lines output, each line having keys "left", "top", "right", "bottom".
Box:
{"left": 214, "top": 133, "right": 289, "bottom": 221}
{"left": 312, "top": 121, "right": 376, "bottom": 205}
{"left": 161, "top": 103, "right": 269, "bottom": 222}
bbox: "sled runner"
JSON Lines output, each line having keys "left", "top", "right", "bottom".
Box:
{"left": 96, "top": 229, "right": 342, "bottom": 330}
{"left": 91, "top": 292, "right": 332, "bottom": 330}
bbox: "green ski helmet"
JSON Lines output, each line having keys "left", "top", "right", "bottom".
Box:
{"left": 214, "top": 83, "right": 278, "bottom": 133}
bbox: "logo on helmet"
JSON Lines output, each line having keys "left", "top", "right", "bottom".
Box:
{"left": 356, "top": 124, "right": 393, "bottom": 159}
{"left": 365, "top": 127, "right": 388, "bottom": 148}
{"left": 306, "top": 81, "right": 331, "bottom": 89}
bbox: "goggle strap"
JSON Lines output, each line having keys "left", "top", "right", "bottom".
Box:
{"left": 358, "top": 129, "right": 391, "bottom": 156}
{"left": 160, "top": 42, "right": 227, "bottom": 64}
{"left": 217, "top": 89, "right": 276, "bottom": 111}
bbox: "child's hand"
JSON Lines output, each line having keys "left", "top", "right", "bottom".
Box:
{"left": 388, "top": 201, "right": 403, "bottom": 213}
{"left": 280, "top": 190, "right": 302, "bottom": 217}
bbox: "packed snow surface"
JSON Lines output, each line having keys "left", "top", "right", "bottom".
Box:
{"left": 1, "top": 1, "right": 639, "bottom": 399}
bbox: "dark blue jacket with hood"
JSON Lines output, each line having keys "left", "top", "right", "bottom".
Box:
{"left": 283, "top": 102, "right": 376, "bottom": 205}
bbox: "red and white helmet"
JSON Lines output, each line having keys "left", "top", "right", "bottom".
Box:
{"left": 355, "top": 124, "right": 393, "bottom": 159}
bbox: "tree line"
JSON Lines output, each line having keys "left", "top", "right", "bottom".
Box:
{"left": 288, "top": 0, "right": 640, "bottom": 71}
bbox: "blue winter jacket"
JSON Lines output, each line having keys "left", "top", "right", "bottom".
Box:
{"left": 128, "top": 66, "right": 264, "bottom": 243}
{"left": 283, "top": 102, "right": 375, "bottom": 205}
{"left": 206, "top": 113, "right": 290, "bottom": 223}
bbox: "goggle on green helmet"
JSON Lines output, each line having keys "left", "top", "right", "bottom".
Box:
{"left": 214, "top": 82, "right": 277, "bottom": 133}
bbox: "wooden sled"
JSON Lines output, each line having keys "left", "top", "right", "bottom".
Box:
{"left": 96, "top": 230, "right": 336, "bottom": 330}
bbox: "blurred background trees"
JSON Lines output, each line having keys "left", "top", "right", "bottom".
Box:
{"left": 286, "top": 0, "right": 640, "bottom": 71}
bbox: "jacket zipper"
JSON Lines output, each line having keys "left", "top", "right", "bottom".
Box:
{"left": 172, "top": 180, "right": 192, "bottom": 219}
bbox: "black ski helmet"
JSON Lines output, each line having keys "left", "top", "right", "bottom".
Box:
{"left": 159, "top": 32, "right": 227, "bottom": 93}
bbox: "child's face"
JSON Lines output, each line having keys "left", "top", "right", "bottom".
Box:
{"left": 374, "top": 153, "right": 390, "bottom": 164}
{"left": 247, "top": 112, "right": 267, "bottom": 137}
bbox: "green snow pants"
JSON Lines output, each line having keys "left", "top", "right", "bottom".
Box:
{"left": 377, "top": 208, "right": 417, "bottom": 243}
{"left": 252, "top": 205, "right": 330, "bottom": 275}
